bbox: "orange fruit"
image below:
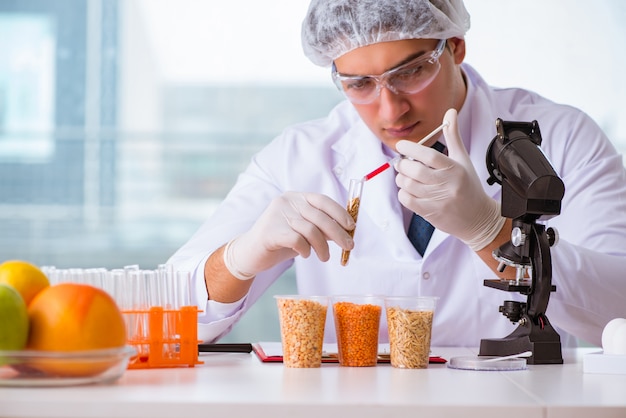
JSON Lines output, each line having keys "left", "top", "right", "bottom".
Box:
{"left": 27, "top": 283, "right": 127, "bottom": 377}
{"left": 0, "top": 260, "right": 50, "bottom": 305}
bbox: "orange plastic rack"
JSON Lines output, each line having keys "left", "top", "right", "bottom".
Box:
{"left": 123, "top": 306, "right": 203, "bottom": 368}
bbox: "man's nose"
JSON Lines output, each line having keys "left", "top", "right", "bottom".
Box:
{"left": 377, "top": 86, "right": 409, "bottom": 121}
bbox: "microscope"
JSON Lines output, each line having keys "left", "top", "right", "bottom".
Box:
{"left": 479, "top": 118, "right": 565, "bottom": 364}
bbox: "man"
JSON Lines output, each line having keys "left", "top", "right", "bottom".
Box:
{"left": 168, "top": 0, "right": 626, "bottom": 347}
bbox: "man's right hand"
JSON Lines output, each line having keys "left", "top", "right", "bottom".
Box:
{"left": 224, "top": 192, "right": 356, "bottom": 280}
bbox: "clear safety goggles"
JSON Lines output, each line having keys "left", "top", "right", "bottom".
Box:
{"left": 331, "top": 39, "right": 446, "bottom": 104}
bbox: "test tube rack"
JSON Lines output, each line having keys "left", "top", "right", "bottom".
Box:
{"left": 123, "top": 306, "right": 203, "bottom": 369}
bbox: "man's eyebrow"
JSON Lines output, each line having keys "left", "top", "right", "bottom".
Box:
{"left": 384, "top": 50, "right": 428, "bottom": 72}
{"left": 336, "top": 49, "right": 429, "bottom": 77}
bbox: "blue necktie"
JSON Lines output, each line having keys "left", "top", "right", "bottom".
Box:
{"left": 407, "top": 141, "right": 446, "bottom": 256}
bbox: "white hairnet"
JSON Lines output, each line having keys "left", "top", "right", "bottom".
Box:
{"left": 301, "top": 0, "right": 471, "bottom": 67}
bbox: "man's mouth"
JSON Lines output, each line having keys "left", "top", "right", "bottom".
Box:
{"left": 385, "top": 122, "right": 418, "bottom": 138}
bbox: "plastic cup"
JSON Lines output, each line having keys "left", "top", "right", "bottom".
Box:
{"left": 385, "top": 296, "right": 438, "bottom": 369}
{"left": 332, "top": 295, "right": 383, "bottom": 367}
{"left": 275, "top": 295, "right": 328, "bottom": 368}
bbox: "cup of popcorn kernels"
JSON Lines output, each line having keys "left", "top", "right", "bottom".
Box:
{"left": 275, "top": 295, "right": 328, "bottom": 368}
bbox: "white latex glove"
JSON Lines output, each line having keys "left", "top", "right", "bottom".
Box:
{"left": 223, "top": 192, "right": 356, "bottom": 280}
{"left": 395, "top": 108, "right": 505, "bottom": 251}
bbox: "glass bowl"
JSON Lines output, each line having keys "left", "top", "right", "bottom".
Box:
{"left": 0, "top": 346, "right": 136, "bottom": 387}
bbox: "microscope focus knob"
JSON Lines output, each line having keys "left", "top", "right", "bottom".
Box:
{"left": 511, "top": 227, "right": 526, "bottom": 247}
{"left": 546, "top": 227, "right": 559, "bottom": 247}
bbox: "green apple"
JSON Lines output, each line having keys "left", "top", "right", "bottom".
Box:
{"left": 0, "top": 283, "right": 29, "bottom": 352}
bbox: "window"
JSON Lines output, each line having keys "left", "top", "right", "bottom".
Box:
{"left": 0, "top": 0, "right": 623, "bottom": 343}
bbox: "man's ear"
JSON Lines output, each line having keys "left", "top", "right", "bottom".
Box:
{"left": 447, "top": 37, "right": 466, "bottom": 64}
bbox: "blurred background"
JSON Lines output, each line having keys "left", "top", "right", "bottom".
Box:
{"left": 1, "top": 0, "right": 624, "bottom": 342}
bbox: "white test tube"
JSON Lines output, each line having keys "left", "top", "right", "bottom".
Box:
{"left": 156, "top": 264, "right": 177, "bottom": 357}
{"left": 84, "top": 267, "right": 105, "bottom": 289}
{"left": 175, "top": 270, "right": 191, "bottom": 308}
{"left": 157, "top": 264, "right": 175, "bottom": 309}
{"left": 69, "top": 268, "right": 84, "bottom": 284}
{"left": 41, "top": 266, "right": 56, "bottom": 284}
{"left": 128, "top": 269, "right": 150, "bottom": 357}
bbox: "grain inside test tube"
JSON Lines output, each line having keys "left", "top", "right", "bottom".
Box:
{"left": 341, "top": 178, "right": 364, "bottom": 266}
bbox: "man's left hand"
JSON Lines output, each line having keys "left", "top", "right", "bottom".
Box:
{"left": 395, "top": 108, "right": 505, "bottom": 251}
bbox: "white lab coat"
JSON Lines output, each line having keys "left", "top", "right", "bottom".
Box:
{"left": 168, "top": 64, "right": 626, "bottom": 347}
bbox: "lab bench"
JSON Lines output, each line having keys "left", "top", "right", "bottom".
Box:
{"left": 0, "top": 347, "right": 624, "bottom": 418}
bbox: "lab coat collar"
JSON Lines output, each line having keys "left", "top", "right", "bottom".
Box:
{"left": 331, "top": 115, "right": 390, "bottom": 187}
{"left": 331, "top": 115, "right": 417, "bottom": 258}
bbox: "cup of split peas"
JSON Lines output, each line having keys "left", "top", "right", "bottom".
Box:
{"left": 275, "top": 295, "right": 329, "bottom": 368}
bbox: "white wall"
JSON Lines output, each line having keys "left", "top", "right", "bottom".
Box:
{"left": 464, "top": 0, "right": 626, "bottom": 148}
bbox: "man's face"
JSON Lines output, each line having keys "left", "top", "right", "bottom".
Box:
{"left": 333, "top": 38, "right": 467, "bottom": 152}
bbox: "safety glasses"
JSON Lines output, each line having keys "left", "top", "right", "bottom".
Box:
{"left": 331, "top": 39, "right": 446, "bottom": 104}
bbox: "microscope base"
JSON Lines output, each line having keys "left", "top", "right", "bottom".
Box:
{"left": 480, "top": 326, "right": 563, "bottom": 365}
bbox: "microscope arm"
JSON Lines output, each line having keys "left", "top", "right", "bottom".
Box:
{"left": 528, "top": 223, "right": 552, "bottom": 319}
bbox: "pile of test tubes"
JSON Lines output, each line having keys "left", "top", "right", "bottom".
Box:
{"left": 42, "top": 264, "right": 203, "bottom": 369}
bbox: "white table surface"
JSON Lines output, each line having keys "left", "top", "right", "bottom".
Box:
{"left": 1, "top": 347, "right": 625, "bottom": 418}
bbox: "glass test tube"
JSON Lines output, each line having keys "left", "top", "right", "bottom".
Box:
{"left": 341, "top": 178, "right": 364, "bottom": 266}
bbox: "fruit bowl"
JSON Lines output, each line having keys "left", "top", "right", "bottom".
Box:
{"left": 0, "top": 346, "right": 136, "bottom": 387}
